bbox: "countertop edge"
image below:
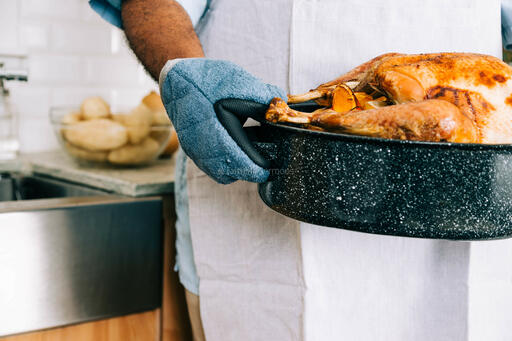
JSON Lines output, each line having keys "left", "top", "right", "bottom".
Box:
{"left": 0, "top": 151, "right": 176, "bottom": 197}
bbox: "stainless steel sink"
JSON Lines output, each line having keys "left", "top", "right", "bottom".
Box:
{"left": 0, "top": 172, "right": 108, "bottom": 201}
{"left": 0, "top": 172, "right": 163, "bottom": 337}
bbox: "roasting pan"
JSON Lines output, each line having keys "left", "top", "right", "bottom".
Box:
{"left": 215, "top": 99, "right": 512, "bottom": 240}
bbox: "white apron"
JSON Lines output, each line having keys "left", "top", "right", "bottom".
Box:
{"left": 189, "top": 1, "right": 508, "bottom": 340}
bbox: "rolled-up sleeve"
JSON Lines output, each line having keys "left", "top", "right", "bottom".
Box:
{"left": 503, "top": 0, "right": 512, "bottom": 50}
{"left": 89, "top": 0, "right": 209, "bottom": 29}
{"left": 89, "top": 0, "right": 123, "bottom": 28}
{"left": 176, "top": 0, "right": 209, "bottom": 27}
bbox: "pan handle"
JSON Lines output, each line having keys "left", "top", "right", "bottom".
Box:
{"left": 214, "top": 99, "right": 322, "bottom": 170}
{"left": 214, "top": 99, "right": 271, "bottom": 169}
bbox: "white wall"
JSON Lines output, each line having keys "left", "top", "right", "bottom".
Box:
{"left": 0, "top": 0, "right": 156, "bottom": 153}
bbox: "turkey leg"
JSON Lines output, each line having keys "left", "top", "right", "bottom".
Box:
{"left": 266, "top": 98, "right": 478, "bottom": 143}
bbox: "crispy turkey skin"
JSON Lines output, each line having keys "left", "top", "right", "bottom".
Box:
{"left": 285, "top": 52, "right": 512, "bottom": 144}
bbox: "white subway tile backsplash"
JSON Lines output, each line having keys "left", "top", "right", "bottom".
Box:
{"left": 0, "top": 56, "right": 26, "bottom": 69}
{"left": 21, "top": 0, "right": 81, "bottom": 20}
{"left": 119, "top": 39, "right": 136, "bottom": 57}
{"left": 110, "top": 29, "right": 122, "bottom": 55}
{"left": 110, "top": 88, "right": 158, "bottom": 112}
{"left": 51, "top": 23, "right": 111, "bottom": 54}
{"left": 80, "top": 0, "right": 110, "bottom": 25}
{"left": 6, "top": 0, "right": 155, "bottom": 153}
{"left": 50, "top": 87, "right": 112, "bottom": 107}
{"left": 8, "top": 84, "right": 51, "bottom": 117}
{"left": 28, "top": 54, "right": 83, "bottom": 84}
{"left": 85, "top": 57, "right": 141, "bottom": 85}
{"left": 110, "top": 29, "right": 134, "bottom": 56}
{"left": 139, "top": 67, "right": 157, "bottom": 87}
{"left": 18, "top": 116, "right": 59, "bottom": 153}
{"left": 20, "top": 23, "right": 49, "bottom": 50}
{"left": 0, "top": 0, "right": 21, "bottom": 53}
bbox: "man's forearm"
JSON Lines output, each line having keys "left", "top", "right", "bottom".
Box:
{"left": 121, "top": 0, "right": 205, "bottom": 80}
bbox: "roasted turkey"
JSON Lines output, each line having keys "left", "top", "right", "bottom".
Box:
{"left": 273, "top": 52, "right": 512, "bottom": 143}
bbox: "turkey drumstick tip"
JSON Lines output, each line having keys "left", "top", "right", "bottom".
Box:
{"left": 267, "top": 98, "right": 313, "bottom": 124}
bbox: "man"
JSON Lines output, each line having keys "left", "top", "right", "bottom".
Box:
{"left": 91, "top": 1, "right": 512, "bottom": 340}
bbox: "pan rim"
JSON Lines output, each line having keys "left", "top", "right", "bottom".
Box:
{"left": 262, "top": 121, "right": 512, "bottom": 151}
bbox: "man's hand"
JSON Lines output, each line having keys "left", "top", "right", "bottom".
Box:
{"left": 160, "top": 59, "right": 286, "bottom": 184}
{"left": 121, "top": 0, "right": 204, "bottom": 79}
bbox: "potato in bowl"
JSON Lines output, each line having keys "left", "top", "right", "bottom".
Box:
{"left": 51, "top": 92, "right": 178, "bottom": 166}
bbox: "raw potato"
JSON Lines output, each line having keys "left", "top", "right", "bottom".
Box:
{"left": 142, "top": 91, "right": 164, "bottom": 110}
{"left": 64, "top": 119, "right": 128, "bottom": 151}
{"left": 80, "top": 96, "right": 111, "bottom": 120}
{"left": 60, "top": 111, "right": 83, "bottom": 139}
{"left": 64, "top": 142, "right": 108, "bottom": 162}
{"left": 61, "top": 111, "right": 82, "bottom": 125}
{"left": 152, "top": 109, "right": 171, "bottom": 125}
{"left": 59, "top": 91, "right": 174, "bottom": 165}
{"left": 111, "top": 113, "right": 126, "bottom": 124}
{"left": 108, "top": 137, "right": 160, "bottom": 165}
{"left": 120, "top": 103, "right": 153, "bottom": 144}
{"left": 141, "top": 91, "right": 171, "bottom": 125}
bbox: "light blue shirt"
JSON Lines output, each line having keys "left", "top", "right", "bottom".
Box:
{"left": 89, "top": 0, "right": 209, "bottom": 28}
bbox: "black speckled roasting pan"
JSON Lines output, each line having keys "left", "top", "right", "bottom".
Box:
{"left": 215, "top": 99, "right": 512, "bottom": 240}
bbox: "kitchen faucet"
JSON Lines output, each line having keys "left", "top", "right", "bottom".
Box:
{"left": 0, "top": 62, "right": 28, "bottom": 95}
{"left": 0, "top": 61, "right": 28, "bottom": 159}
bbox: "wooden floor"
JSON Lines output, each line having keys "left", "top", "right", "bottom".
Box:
{"left": 1, "top": 310, "right": 160, "bottom": 341}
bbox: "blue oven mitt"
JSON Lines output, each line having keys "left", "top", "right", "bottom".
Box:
{"left": 159, "top": 58, "right": 286, "bottom": 184}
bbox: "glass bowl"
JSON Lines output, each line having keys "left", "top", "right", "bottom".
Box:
{"left": 50, "top": 107, "right": 173, "bottom": 167}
